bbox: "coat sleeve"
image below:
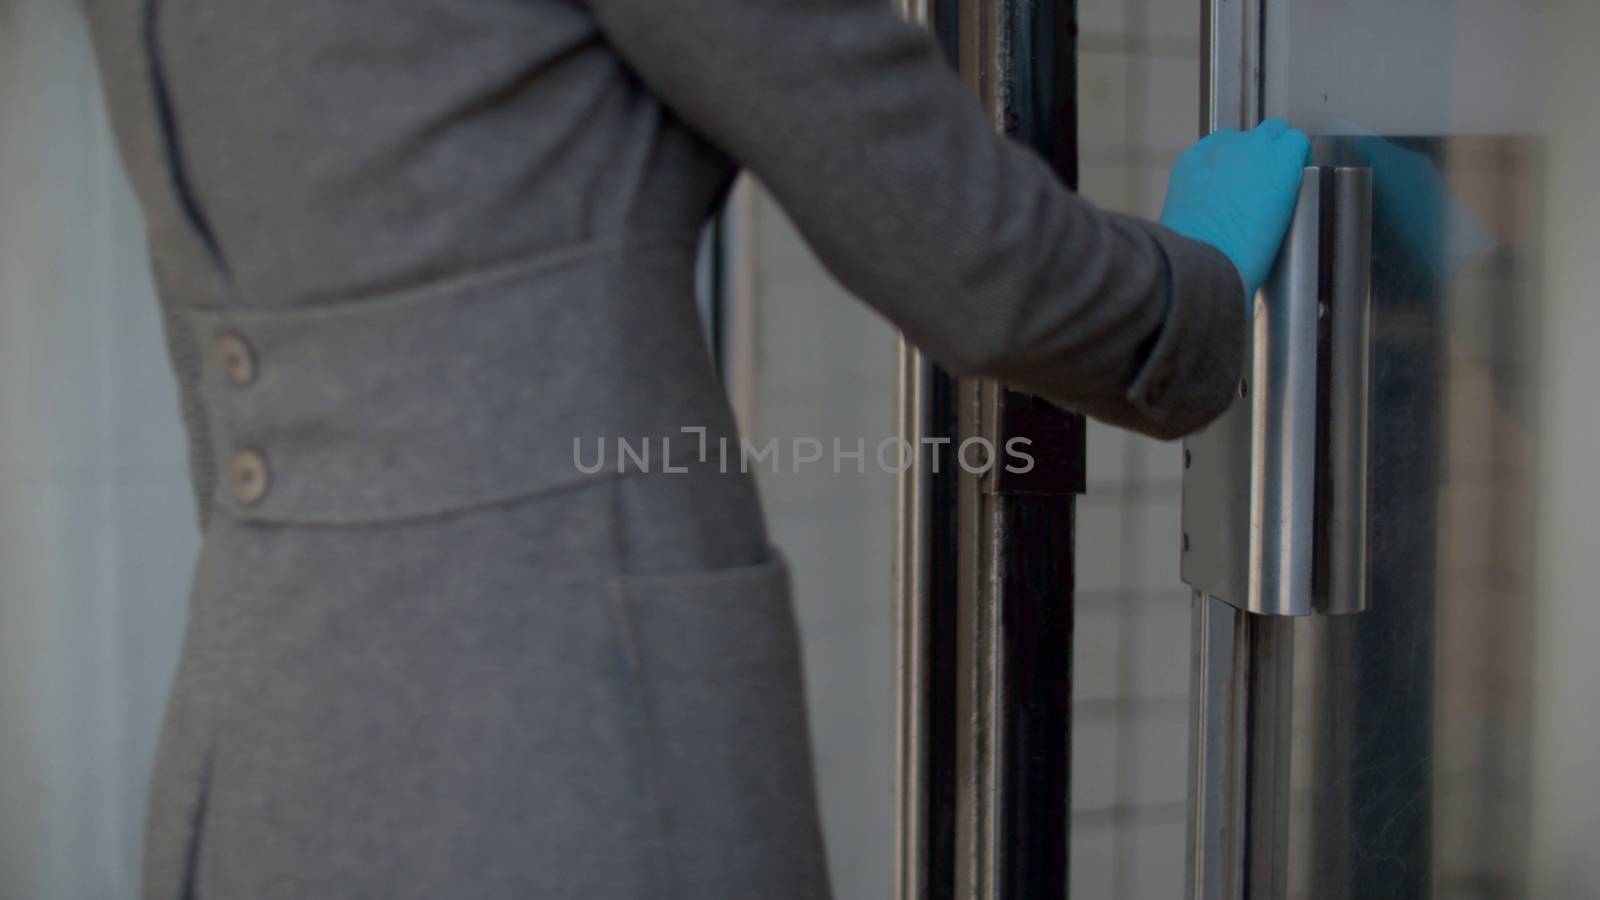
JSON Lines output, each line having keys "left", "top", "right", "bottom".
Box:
{"left": 585, "top": 0, "right": 1245, "bottom": 439}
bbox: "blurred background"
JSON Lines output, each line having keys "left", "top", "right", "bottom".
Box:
{"left": 1, "top": 1, "right": 198, "bottom": 896}
{"left": 3, "top": 0, "right": 1598, "bottom": 897}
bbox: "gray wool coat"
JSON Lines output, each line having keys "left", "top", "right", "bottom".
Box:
{"left": 82, "top": 0, "right": 1244, "bottom": 896}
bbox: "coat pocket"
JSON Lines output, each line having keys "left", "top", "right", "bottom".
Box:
{"left": 607, "top": 551, "right": 830, "bottom": 898}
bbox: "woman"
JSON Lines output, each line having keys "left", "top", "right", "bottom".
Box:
{"left": 83, "top": 0, "right": 1307, "bottom": 896}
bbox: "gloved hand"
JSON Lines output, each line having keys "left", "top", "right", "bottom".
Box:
{"left": 1158, "top": 118, "right": 1312, "bottom": 303}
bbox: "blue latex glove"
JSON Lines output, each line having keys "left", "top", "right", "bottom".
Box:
{"left": 1158, "top": 118, "right": 1313, "bottom": 302}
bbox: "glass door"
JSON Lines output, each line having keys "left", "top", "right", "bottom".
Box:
{"left": 1189, "top": 1, "right": 1600, "bottom": 897}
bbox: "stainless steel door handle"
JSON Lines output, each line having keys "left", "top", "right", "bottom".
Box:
{"left": 1180, "top": 166, "right": 1374, "bottom": 617}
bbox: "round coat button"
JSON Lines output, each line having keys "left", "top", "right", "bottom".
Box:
{"left": 229, "top": 448, "right": 271, "bottom": 505}
{"left": 214, "top": 331, "right": 257, "bottom": 386}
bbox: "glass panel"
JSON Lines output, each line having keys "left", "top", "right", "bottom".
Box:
{"left": 720, "top": 179, "right": 900, "bottom": 900}
{"left": 1074, "top": 0, "right": 1204, "bottom": 894}
{"left": 1250, "top": 1, "right": 1600, "bottom": 896}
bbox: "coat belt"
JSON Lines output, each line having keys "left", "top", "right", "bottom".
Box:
{"left": 175, "top": 235, "right": 737, "bottom": 525}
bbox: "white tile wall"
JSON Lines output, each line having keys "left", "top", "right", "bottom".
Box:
{"left": 1078, "top": 51, "right": 1135, "bottom": 158}
{"left": 1070, "top": 823, "right": 1120, "bottom": 899}
{"left": 1122, "top": 820, "right": 1188, "bottom": 900}
{"left": 1078, "top": 165, "right": 1139, "bottom": 226}
{"left": 731, "top": 184, "right": 899, "bottom": 900}
{"left": 1071, "top": 716, "right": 1124, "bottom": 813}
{"left": 1078, "top": 0, "right": 1130, "bottom": 39}
{"left": 1137, "top": 55, "right": 1202, "bottom": 154}
{"left": 1071, "top": 2, "right": 1204, "bottom": 899}
{"left": 1142, "top": 0, "right": 1204, "bottom": 43}
{"left": 1128, "top": 601, "right": 1191, "bottom": 698}
{"left": 1076, "top": 493, "right": 1131, "bottom": 594}
{"left": 1123, "top": 708, "right": 1190, "bottom": 807}
{"left": 1074, "top": 605, "right": 1125, "bottom": 703}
